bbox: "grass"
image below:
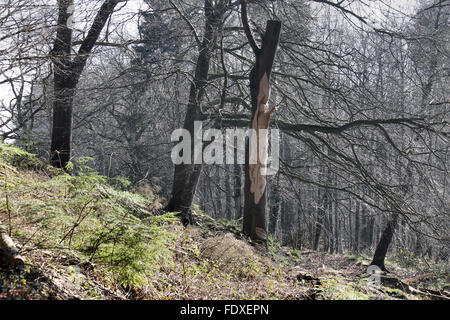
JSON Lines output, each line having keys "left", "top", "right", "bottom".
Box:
{"left": 1, "top": 141, "right": 447, "bottom": 300}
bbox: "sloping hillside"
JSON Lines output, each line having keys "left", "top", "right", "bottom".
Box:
{"left": 0, "top": 143, "right": 448, "bottom": 300}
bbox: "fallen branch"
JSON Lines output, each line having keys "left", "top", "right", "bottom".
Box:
{"left": 402, "top": 273, "right": 434, "bottom": 284}
{"left": 381, "top": 275, "right": 450, "bottom": 300}
{"left": 0, "top": 224, "right": 25, "bottom": 270}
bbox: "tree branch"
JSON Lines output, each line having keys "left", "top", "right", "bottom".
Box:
{"left": 240, "top": 0, "right": 260, "bottom": 55}
{"left": 168, "top": 0, "right": 201, "bottom": 49}
{"left": 217, "top": 114, "right": 427, "bottom": 134}
{"left": 72, "top": 0, "right": 124, "bottom": 80}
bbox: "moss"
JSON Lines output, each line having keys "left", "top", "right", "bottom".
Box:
{"left": 318, "top": 278, "right": 373, "bottom": 300}
{"left": 383, "top": 287, "right": 409, "bottom": 299}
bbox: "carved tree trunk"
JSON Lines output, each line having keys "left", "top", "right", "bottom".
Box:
{"left": 241, "top": 1, "right": 281, "bottom": 242}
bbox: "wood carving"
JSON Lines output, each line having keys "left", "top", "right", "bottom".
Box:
{"left": 249, "top": 72, "right": 276, "bottom": 204}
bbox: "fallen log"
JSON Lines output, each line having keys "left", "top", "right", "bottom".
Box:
{"left": 0, "top": 224, "right": 25, "bottom": 269}
{"left": 297, "top": 272, "right": 322, "bottom": 286}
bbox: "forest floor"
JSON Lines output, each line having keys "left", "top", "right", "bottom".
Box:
{"left": 1, "top": 211, "right": 449, "bottom": 300}
{"left": 1, "top": 142, "right": 449, "bottom": 300}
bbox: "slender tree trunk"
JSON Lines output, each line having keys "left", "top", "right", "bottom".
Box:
{"left": 215, "top": 167, "right": 223, "bottom": 217}
{"left": 322, "top": 200, "right": 330, "bottom": 252}
{"left": 367, "top": 216, "right": 375, "bottom": 248}
{"left": 313, "top": 188, "right": 324, "bottom": 251}
{"left": 269, "top": 173, "right": 281, "bottom": 236}
{"left": 234, "top": 163, "right": 242, "bottom": 220}
{"left": 335, "top": 207, "right": 341, "bottom": 254}
{"left": 328, "top": 202, "right": 334, "bottom": 254}
{"left": 353, "top": 202, "right": 360, "bottom": 253}
{"left": 370, "top": 214, "right": 398, "bottom": 271}
{"left": 348, "top": 198, "right": 353, "bottom": 252}
{"left": 225, "top": 167, "right": 233, "bottom": 219}
{"left": 167, "top": 0, "right": 225, "bottom": 225}
{"left": 360, "top": 209, "right": 367, "bottom": 250}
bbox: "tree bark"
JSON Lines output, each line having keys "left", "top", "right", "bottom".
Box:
{"left": 0, "top": 224, "right": 25, "bottom": 269}
{"left": 225, "top": 167, "right": 233, "bottom": 219}
{"left": 313, "top": 188, "right": 324, "bottom": 251}
{"left": 167, "top": 0, "right": 226, "bottom": 225}
{"left": 50, "top": 0, "right": 122, "bottom": 168}
{"left": 353, "top": 202, "right": 360, "bottom": 253}
{"left": 50, "top": 0, "right": 75, "bottom": 168}
{"left": 370, "top": 214, "right": 398, "bottom": 271}
{"left": 234, "top": 163, "right": 242, "bottom": 220}
{"left": 241, "top": 1, "right": 281, "bottom": 242}
{"left": 269, "top": 174, "right": 281, "bottom": 236}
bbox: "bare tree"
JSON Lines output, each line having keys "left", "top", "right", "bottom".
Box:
{"left": 49, "top": 0, "right": 124, "bottom": 168}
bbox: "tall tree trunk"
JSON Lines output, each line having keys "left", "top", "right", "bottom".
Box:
{"left": 328, "top": 202, "right": 334, "bottom": 254}
{"left": 241, "top": 1, "right": 281, "bottom": 241}
{"left": 353, "top": 202, "right": 360, "bottom": 254}
{"left": 335, "top": 206, "right": 341, "bottom": 254}
{"left": 360, "top": 209, "right": 367, "bottom": 250}
{"left": 367, "top": 216, "right": 375, "bottom": 249}
{"left": 50, "top": 0, "right": 122, "bottom": 168}
{"left": 269, "top": 173, "right": 281, "bottom": 236}
{"left": 50, "top": 0, "right": 74, "bottom": 167}
{"left": 370, "top": 214, "right": 398, "bottom": 271}
{"left": 167, "top": 0, "right": 225, "bottom": 225}
{"left": 234, "top": 163, "right": 242, "bottom": 220}
{"left": 225, "top": 167, "right": 233, "bottom": 219}
{"left": 313, "top": 188, "right": 324, "bottom": 251}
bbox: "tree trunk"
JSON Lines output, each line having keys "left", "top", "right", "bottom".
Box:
{"left": 268, "top": 174, "right": 281, "bottom": 236}
{"left": 240, "top": 2, "right": 281, "bottom": 241}
{"left": 370, "top": 214, "right": 398, "bottom": 271}
{"left": 328, "top": 202, "right": 334, "bottom": 254}
{"left": 353, "top": 202, "right": 360, "bottom": 253}
{"left": 50, "top": 0, "right": 121, "bottom": 168}
{"left": 167, "top": 0, "right": 225, "bottom": 225}
{"left": 225, "top": 167, "right": 233, "bottom": 219}
{"left": 0, "top": 224, "right": 25, "bottom": 269}
{"left": 50, "top": 0, "right": 74, "bottom": 168}
{"left": 234, "top": 163, "right": 242, "bottom": 220}
{"left": 313, "top": 188, "right": 324, "bottom": 251}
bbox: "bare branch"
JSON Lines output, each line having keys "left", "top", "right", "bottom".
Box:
{"left": 240, "top": 0, "right": 260, "bottom": 55}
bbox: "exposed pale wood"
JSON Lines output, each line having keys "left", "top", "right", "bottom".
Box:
{"left": 0, "top": 224, "right": 25, "bottom": 269}
{"left": 241, "top": 7, "right": 281, "bottom": 241}
{"left": 249, "top": 72, "right": 276, "bottom": 204}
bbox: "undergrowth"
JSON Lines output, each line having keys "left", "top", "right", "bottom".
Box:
{"left": 1, "top": 142, "right": 177, "bottom": 288}
{"left": 1, "top": 142, "right": 447, "bottom": 300}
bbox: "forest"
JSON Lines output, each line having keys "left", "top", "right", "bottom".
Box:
{"left": 0, "top": 0, "right": 449, "bottom": 302}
